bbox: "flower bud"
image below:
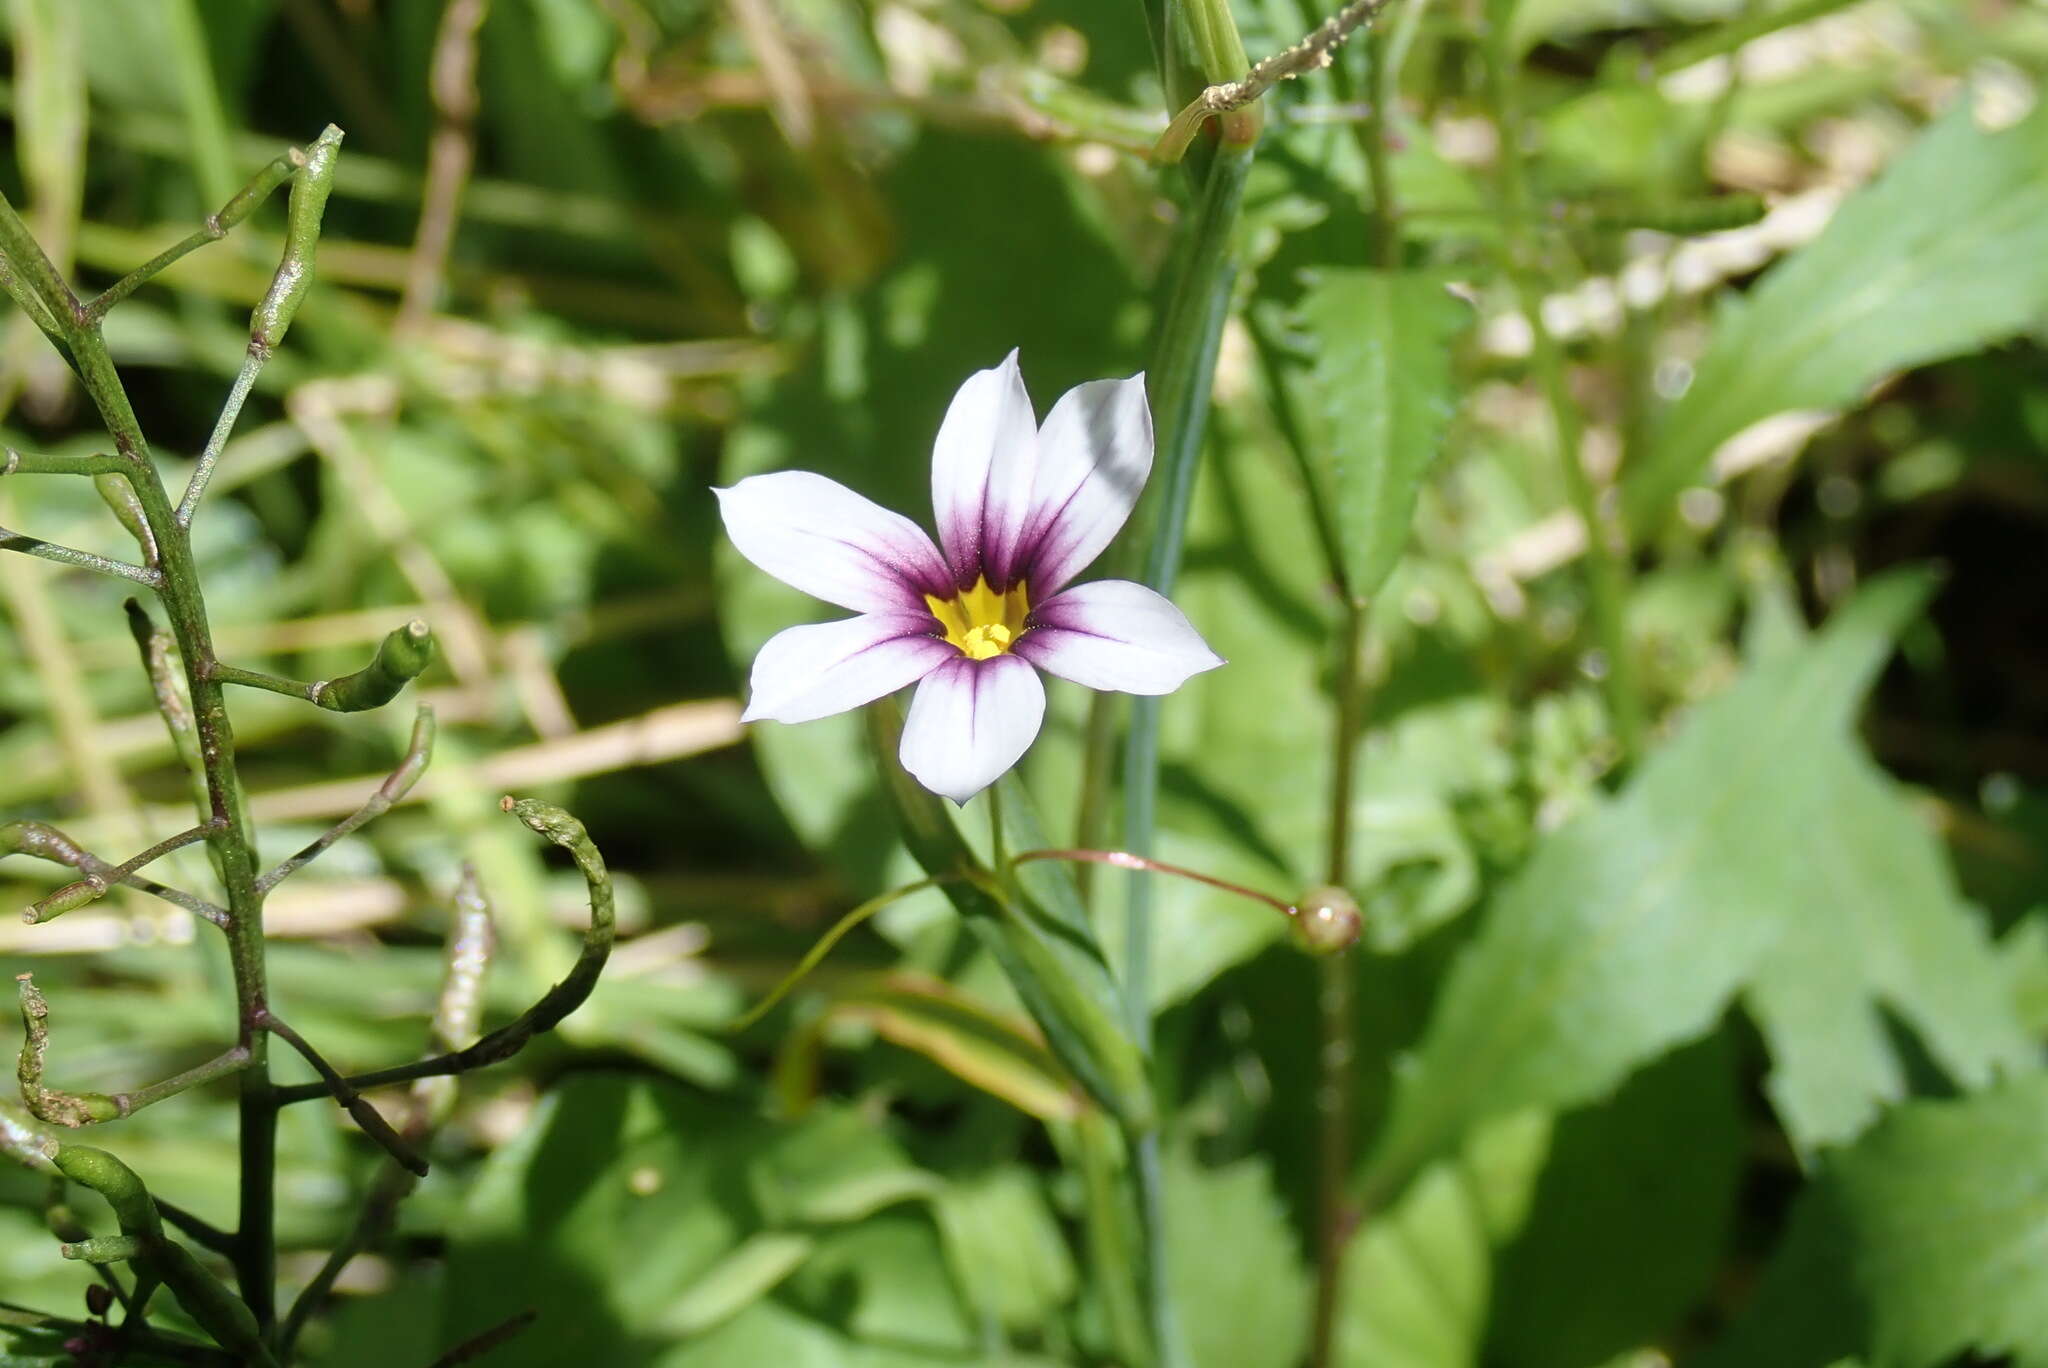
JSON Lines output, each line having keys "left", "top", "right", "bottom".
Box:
{"left": 85, "top": 1282, "right": 113, "bottom": 1318}
{"left": 1292, "top": 886, "right": 1361, "bottom": 955}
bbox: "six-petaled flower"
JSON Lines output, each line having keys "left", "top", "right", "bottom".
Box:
{"left": 717, "top": 351, "right": 1224, "bottom": 802}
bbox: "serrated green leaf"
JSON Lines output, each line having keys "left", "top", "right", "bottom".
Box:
{"left": 931, "top": 1168, "right": 1078, "bottom": 1331}
{"left": 1629, "top": 98, "right": 2048, "bottom": 524}
{"left": 1705, "top": 1073, "right": 2048, "bottom": 1368}
{"left": 1296, "top": 270, "right": 1469, "bottom": 603}
{"left": 1363, "top": 571, "right": 2031, "bottom": 1201}
{"left": 1485, "top": 1033, "right": 1744, "bottom": 1367}
{"left": 442, "top": 1076, "right": 952, "bottom": 1365}
{"left": 1338, "top": 1110, "right": 1552, "bottom": 1368}
{"left": 1165, "top": 1148, "right": 1311, "bottom": 1368}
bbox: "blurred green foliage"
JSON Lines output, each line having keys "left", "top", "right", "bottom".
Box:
{"left": 2, "top": 0, "right": 2046, "bottom": 1364}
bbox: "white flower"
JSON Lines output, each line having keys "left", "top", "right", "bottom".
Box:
{"left": 717, "top": 351, "right": 1225, "bottom": 803}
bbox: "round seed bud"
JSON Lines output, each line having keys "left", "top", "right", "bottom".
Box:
{"left": 85, "top": 1282, "right": 113, "bottom": 1318}
{"left": 1292, "top": 886, "right": 1361, "bottom": 956}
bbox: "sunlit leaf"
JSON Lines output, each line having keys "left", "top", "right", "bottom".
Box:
{"left": 1705, "top": 1073, "right": 2048, "bottom": 1368}
{"left": 1629, "top": 98, "right": 2048, "bottom": 524}
{"left": 1295, "top": 269, "right": 1470, "bottom": 604}
{"left": 1363, "top": 572, "right": 2031, "bottom": 1200}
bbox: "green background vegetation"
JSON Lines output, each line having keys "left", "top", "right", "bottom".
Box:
{"left": 1, "top": 0, "right": 2045, "bottom": 1364}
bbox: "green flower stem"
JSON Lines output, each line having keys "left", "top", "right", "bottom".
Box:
{"left": 731, "top": 876, "right": 947, "bottom": 1033}
{"left": 271, "top": 797, "right": 615, "bottom": 1104}
{"left": 255, "top": 707, "right": 435, "bottom": 893}
{"left": 1480, "top": 5, "right": 1645, "bottom": 760}
{"left": 1120, "top": 139, "right": 1252, "bottom": 1045}
{"left": 1111, "top": 8, "right": 1263, "bottom": 1358}
{"left": 1309, "top": 600, "right": 1366, "bottom": 1368}
{"left": 1, "top": 819, "right": 228, "bottom": 927}
{"left": 211, "top": 618, "right": 436, "bottom": 713}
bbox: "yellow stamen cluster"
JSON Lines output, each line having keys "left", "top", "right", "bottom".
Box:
{"left": 926, "top": 575, "right": 1031, "bottom": 661}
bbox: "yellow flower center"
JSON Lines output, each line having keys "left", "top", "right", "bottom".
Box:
{"left": 926, "top": 575, "right": 1031, "bottom": 661}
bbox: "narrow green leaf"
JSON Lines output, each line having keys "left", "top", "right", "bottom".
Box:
{"left": 827, "top": 973, "right": 1085, "bottom": 1122}
{"left": 1362, "top": 570, "right": 2031, "bottom": 1200}
{"left": 1628, "top": 98, "right": 2048, "bottom": 524}
{"left": 1705, "top": 1073, "right": 2048, "bottom": 1368}
{"left": 655, "top": 1232, "right": 819, "bottom": 1338}
{"left": 1295, "top": 270, "right": 1470, "bottom": 603}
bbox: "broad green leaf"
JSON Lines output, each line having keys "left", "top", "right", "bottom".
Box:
{"left": 1295, "top": 270, "right": 1469, "bottom": 603}
{"left": 1337, "top": 1036, "right": 1740, "bottom": 1368}
{"left": 1363, "top": 572, "right": 2031, "bottom": 1200}
{"left": 931, "top": 1168, "right": 1078, "bottom": 1332}
{"left": 1485, "top": 1033, "right": 1744, "bottom": 1367}
{"left": 442, "top": 1075, "right": 950, "bottom": 1365}
{"left": 1338, "top": 1111, "right": 1552, "bottom": 1368}
{"left": 1706, "top": 1073, "right": 2048, "bottom": 1368}
{"left": 1629, "top": 98, "right": 2048, "bottom": 524}
{"left": 1165, "top": 1148, "right": 1311, "bottom": 1368}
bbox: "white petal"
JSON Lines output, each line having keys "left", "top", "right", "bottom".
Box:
{"left": 717, "top": 472, "right": 950, "bottom": 615}
{"left": 1016, "top": 374, "right": 1152, "bottom": 597}
{"left": 898, "top": 655, "right": 1046, "bottom": 804}
{"left": 742, "top": 613, "right": 952, "bottom": 725}
{"left": 1015, "top": 579, "right": 1223, "bottom": 695}
{"left": 930, "top": 350, "right": 1039, "bottom": 589}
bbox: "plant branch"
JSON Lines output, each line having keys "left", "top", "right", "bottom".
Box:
{"left": 1, "top": 819, "right": 228, "bottom": 927}
{"left": 52, "top": 1145, "right": 278, "bottom": 1366}
{"left": 175, "top": 124, "right": 342, "bottom": 525}
{"left": 255, "top": 1011, "right": 427, "bottom": 1176}
{"left": 19, "top": 977, "right": 254, "bottom": 1126}
{"left": 256, "top": 706, "right": 435, "bottom": 893}
{"left": 211, "top": 618, "right": 436, "bottom": 713}
{"left": 23, "top": 821, "right": 223, "bottom": 924}
{"left": 1, "top": 447, "right": 131, "bottom": 478}
{"left": 425, "top": 1310, "right": 540, "bottom": 1367}
{"left": 278, "top": 869, "right": 496, "bottom": 1359}
{"left": 274, "top": 797, "right": 613, "bottom": 1103}
{"left": 0, "top": 525, "right": 160, "bottom": 584}
{"left": 83, "top": 151, "right": 299, "bottom": 323}
{"left": 155, "top": 1197, "right": 237, "bottom": 1259}
{"left": 1156, "top": 0, "right": 1392, "bottom": 162}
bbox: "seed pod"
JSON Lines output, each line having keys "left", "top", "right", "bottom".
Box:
{"left": 1293, "top": 886, "right": 1362, "bottom": 955}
